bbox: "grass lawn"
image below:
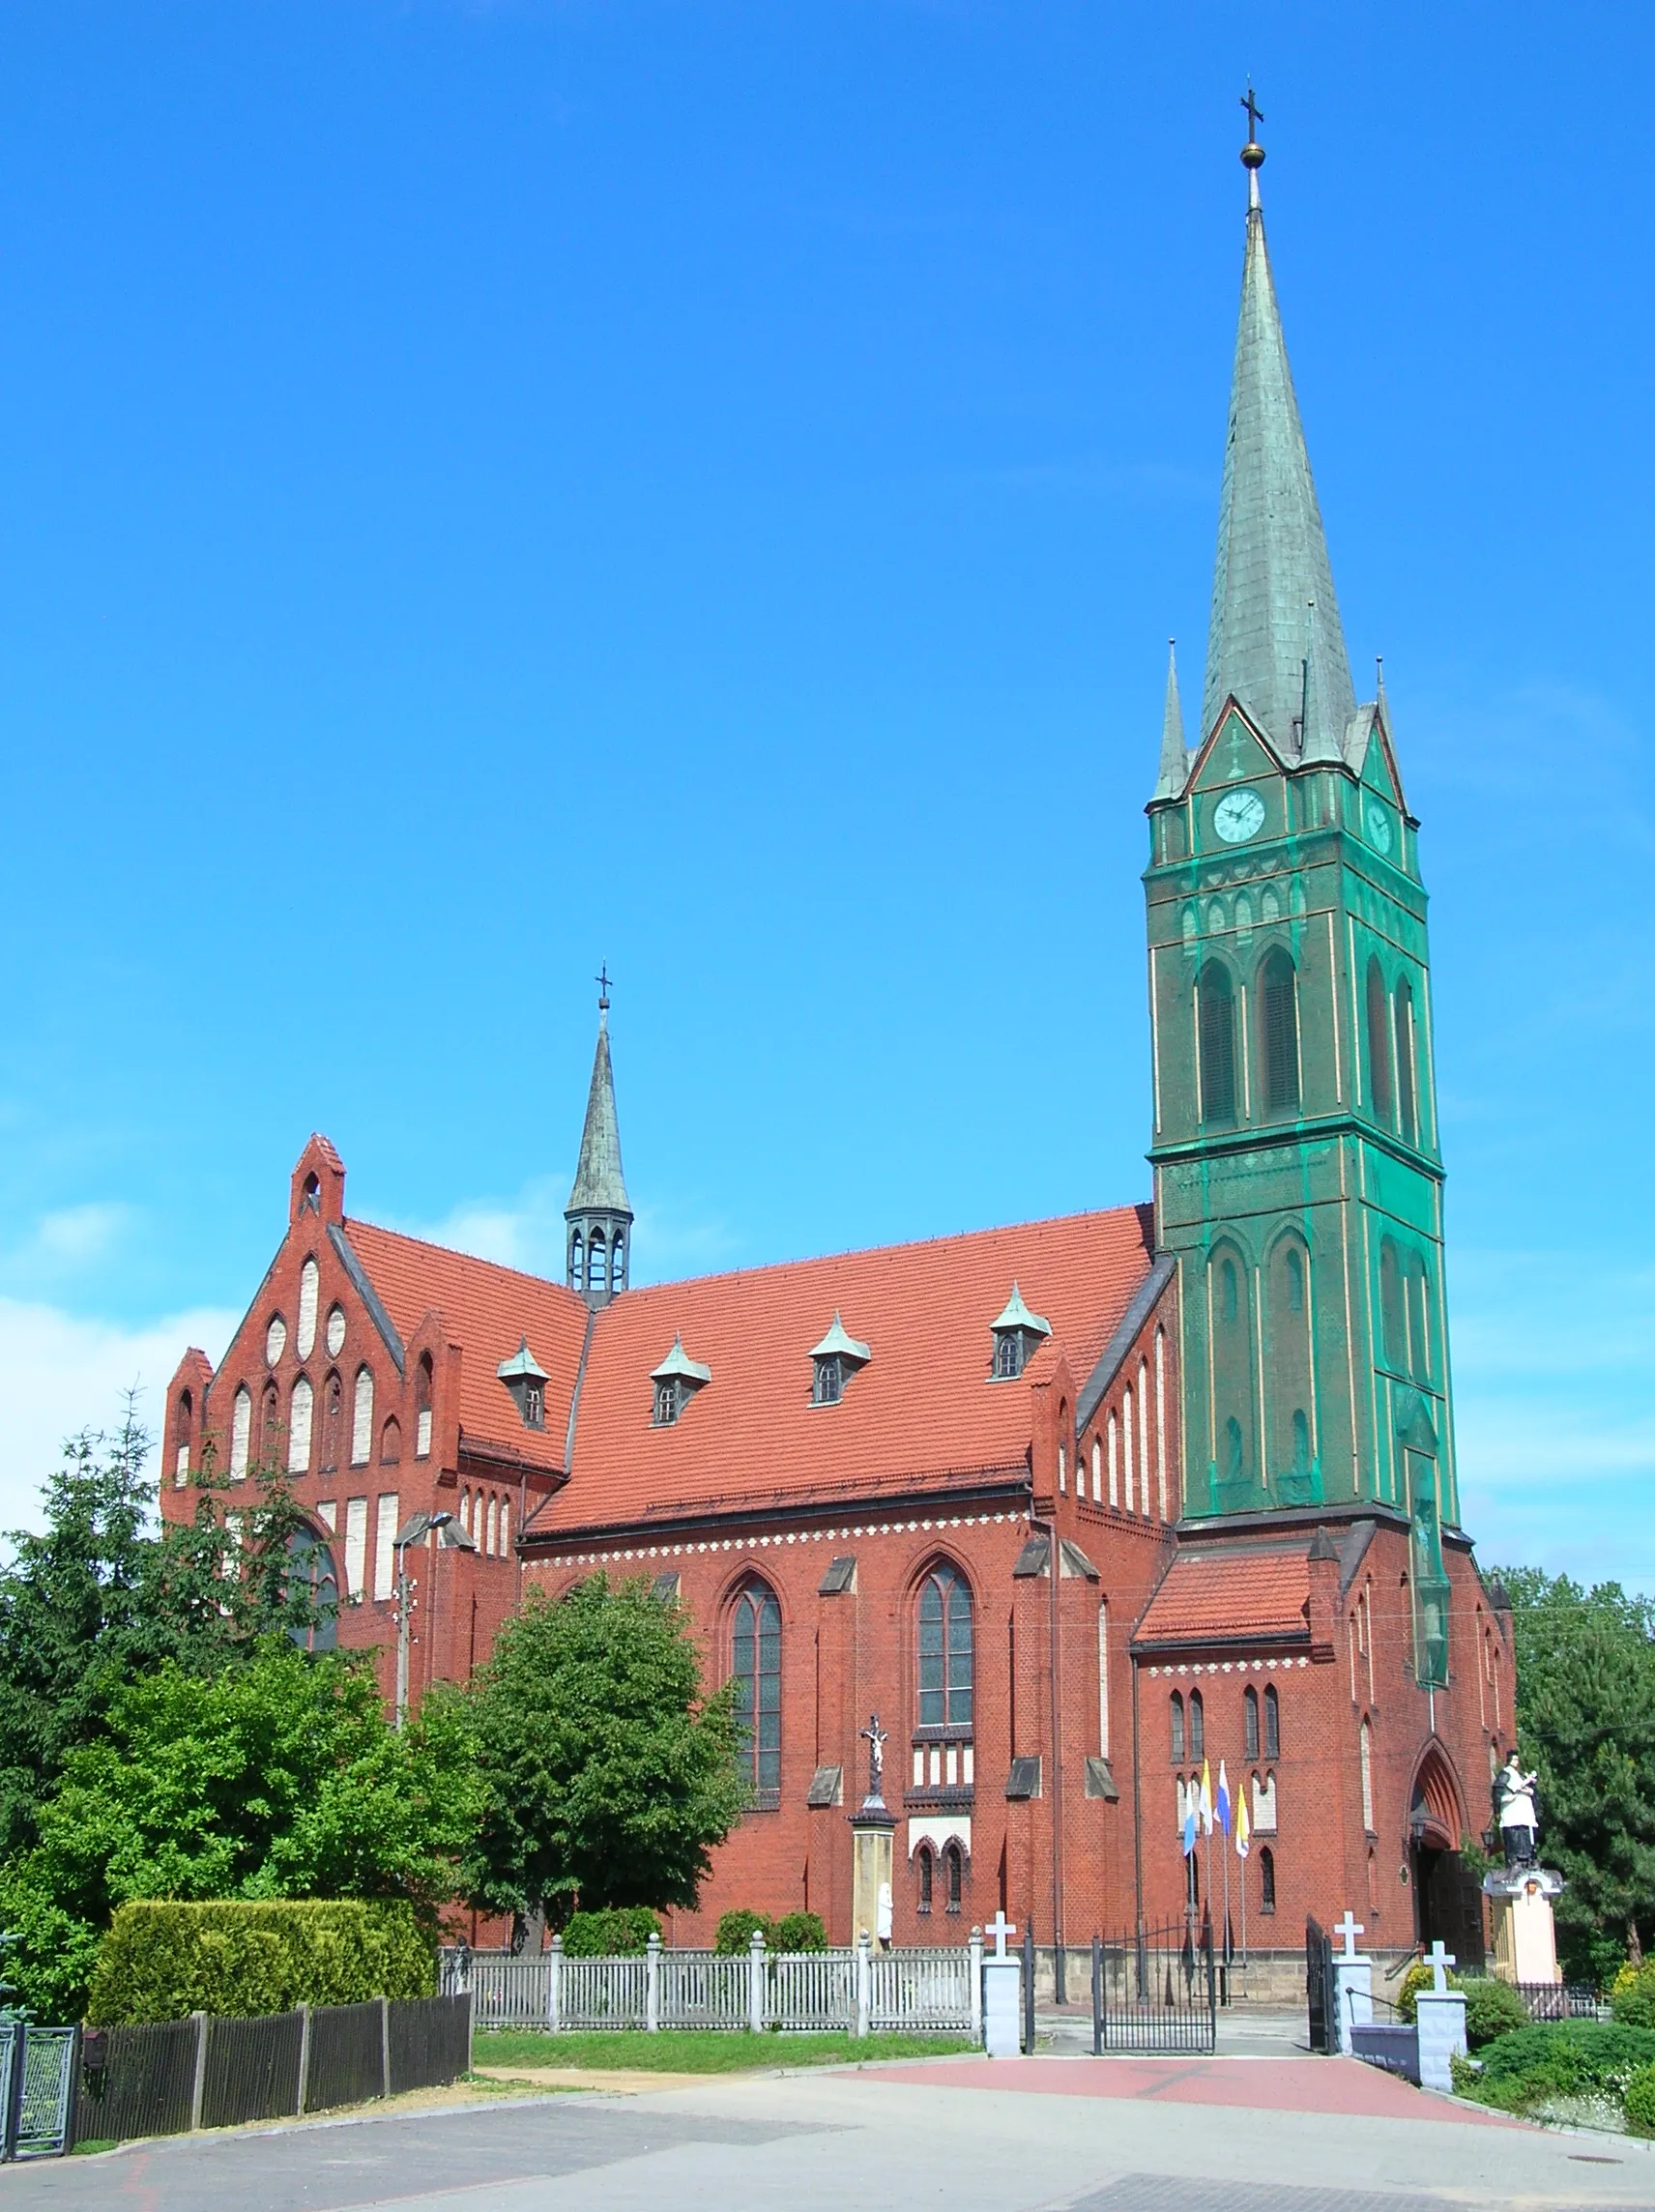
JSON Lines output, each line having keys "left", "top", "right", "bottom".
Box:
{"left": 474, "top": 2028, "right": 972, "bottom": 2073}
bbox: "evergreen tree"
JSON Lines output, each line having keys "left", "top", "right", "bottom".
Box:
{"left": 1497, "top": 1566, "right": 1655, "bottom": 1985}
{"left": 459, "top": 1574, "right": 743, "bottom": 1931}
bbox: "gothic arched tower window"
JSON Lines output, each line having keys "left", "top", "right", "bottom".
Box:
{"left": 1394, "top": 976, "right": 1418, "bottom": 1147}
{"left": 1198, "top": 963, "right": 1237, "bottom": 1126}
{"left": 1208, "top": 1244, "right": 1256, "bottom": 1500}
{"left": 1266, "top": 1234, "right": 1315, "bottom": 1498}
{"left": 1260, "top": 948, "right": 1299, "bottom": 1116}
{"left": 1365, "top": 956, "right": 1393, "bottom": 1127}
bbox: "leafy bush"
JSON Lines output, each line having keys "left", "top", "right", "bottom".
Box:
{"left": 561, "top": 1908, "right": 660, "bottom": 1957}
{"left": 1462, "top": 1976, "right": 1528, "bottom": 2049}
{"left": 86, "top": 1900, "right": 433, "bottom": 2025}
{"left": 1395, "top": 1961, "right": 1462, "bottom": 2023}
{"left": 1611, "top": 1962, "right": 1655, "bottom": 2027}
{"left": 714, "top": 1911, "right": 773, "bottom": 1955}
{"left": 1463, "top": 2022, "right": 1655, "bottom": 2114}
{"left": 1626, "top": 2063, "right": 1655, "bottom": 2137}
{"left": 772, "top": 1912, "right": 827, "bottom": 1953}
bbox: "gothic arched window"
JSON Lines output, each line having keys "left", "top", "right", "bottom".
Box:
{"left": 230, "top": 1385, "right": 252, "bottom": 1481}
{"left": 1188, "top": 1688, "right": 1205, "bottom": 1761}
{"left": 1170, "top": 1691, "right": 1185, "bottom": 1763}
{"left": 322, "top": 1372, "right": 343, "bottom": 1471}
{"left": 1243, "top": 1685, "right": 1260, "bottom": 1761}
{"left": 1209, "top": 1244, "right": 1256, "bottom": 1491}
{"left": 731, "top": 1583, "right": 781, "bottom": 1799}
{"left": 1379, "top": 1238, "right": 1407, "bottom": 1372}
{"left": 610, "top": 1233, "right": 625, "bottom": 1291}
{"left": 1394, "top": 976, "right": 1418, "bottom": 1146}
{"left": 1360, "top": 1718, "right": 1375, "bottom": 1833}
{"left": 569, "top": 1230, "right": 585, "bottom": 1293}
{"left": 1260, "top": 948, "right": 1299, "bottom": 1116}
{"left": 352, "top": 1367, "right": 374, "bottom": 1467}
{"left": 380, "top": 1415, "right": 401, "bottom": 1467}
{"left": 288, "top": 1377, "right": 313, "bottom": 1473}
{"left": 943, "top": 1842, "right": 964, "bottom": 1912}
{"left": 1266, "top": 1235, "right": 1315, "bottom": 1492}
{"left": 916, "top": 1845, "right": 934, "bottom": 1914}
{"left": 1263, "top": 1682, "right": 1280, "bottom": 1760}
{"left": 917, "top": 1563, "right": 973, "bottom": 1729}
{"left": 260, "top": 1382, "right": 280, "bottom": 1467}
{"left": 415, "top": 1354, "right": 433, "bottom": 1459}
{"left": 1198, "top": 963, "right": 1237, "bottom": 1126}
{"left": 1259, "top": 1845, "right": 1276, "bottom": 1914}
{"left": 174, "top": 1389, "right": 192, "bottom": 1486}
{"left": 1366, "top": 956, "right": 1393, "bottom": 1126}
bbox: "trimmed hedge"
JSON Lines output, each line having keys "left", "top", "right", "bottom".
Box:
{"left": 1461, "top": 1977, "right": 1528, "bottom": 2050}
{"left": 86, "top": 1901, "right": 434, "bottom": 2026}
{"left": 713, "top": 1910, "right": 828, "bottom": 1955}
{"left": 561, "top": 1909, "right": 660, "bottom": 1957}
{"left": 1611, "top": 1962, "right": 1655, "bottom": 2028}
{"left": 1626, "top": 2062, "right": 1655, "bottom": 2137}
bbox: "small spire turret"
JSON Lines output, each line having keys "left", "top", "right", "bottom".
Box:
{"left": 1152, "top": 640, "right": 1189, "bottom": 800}
{"left": 566, "top": 970, "right": 633, "bottom": 1308}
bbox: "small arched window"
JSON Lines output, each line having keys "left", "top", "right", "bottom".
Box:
{"left": 261, "top": 1382, "right": 280, "bottom": 1466}
{"left": 486, "top": 1495, "right": 499, "bottom": 1556}
{"left": 1360, "top": 1718, "right": 1375, "bottom": 1833}
{"left": 916, "top": 1845, "right": 934, "bottom": 1914}
{"left": 1121, "top": 1387, "right": 1134, "bottom": 1514}
{"left": 174, "top": 1389, "right": 193, "bottom": 1486}
{"left": 1198, "top": 963, "right": 1237, "bottom": 1125}
{"left": 459, "top": 1487, "right": 471, "bottom": 1540}
{"left": 589, "top": 1233, "right": 607, "bottom": 1296}
{"left": 380, "top": 1415, "right": 401, "bottom": 1467}
{"left": 1170, "top": 1691, "right": 1185, "bottom": 1763}
{"left": 1243, "top": 1685, "right": 1260, "bottom": 1761}
{"left": 917, "top": 1563, "right": 973, "bottom": 1729}
{"left": 352, "top": 1367, "right": 374, "bottom": 1467}
{"left": 288, "top": 1377, "right": 313, "bottom": 1473}
{"left": 1090, "top": 1436, "right": 1101, "bottom": 1502}
{"left": 1189, "top": 1688, "right": 1205, "bottom": 1762}
{"left": 1260, "top": 948, "right": 1300, "bottom": 1116}
{"left": 732, "top": 1583, "right": 782, "bottom": 1798}
{"left": 611, "top": 1233, "right": 625, "bottom": 1292}
{"left": 569, "top": 1230, "right": 585, "bottom": 1292}
{"left": 1263, "top": 1682, "right": 1280, "bottom": 1760}
{"left": 1259, "top": 1845, "right": 1276, "bottom": 1914}
{"left": 1137, "top": 1356, "right": 1150, "bottom": 1513}
{"left": 415, "top": 1354, "right": 433, "bottom": 1459}
{"left": 322, "top": 1372, "right": 343, "bottom": 1470}
{"left": 500, "top": 1496, "right": 511, "bottom": 1556}
{"left": 1394, "top": 977, "right": 1418, "bottom": 1147}
{"left": 944, "top": 1841, "right": 964, "bottom": 1912}
{"left": 297, "top": 1257, "right": 320, "bottom": 1361}
{"left": 1107, "top": 1411, "right": 1119, "bottom": 1507}
{"left": 230, "top": 1385, "right": 252, "bottom": 1481}
{"left": 1366, "top": 956, "right": 1393, "bottom": 1125}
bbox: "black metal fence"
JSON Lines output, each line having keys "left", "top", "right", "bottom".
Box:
{"left": 72, "top": 1993, "right": 471, "bottom": 2150}
{"left": 1090, "top": 1920, "right": 1218, "bottom": 2053}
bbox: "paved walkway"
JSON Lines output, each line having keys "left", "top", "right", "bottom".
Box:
{"left": 3, "top": 2053, "right": 1650, "bottom": 2211}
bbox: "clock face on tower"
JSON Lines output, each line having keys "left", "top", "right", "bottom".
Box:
{"left": 1365, "top": 800, "right": 1395, "bottom": 856}
{"left": 1212, "top": 788, "right": 1266, "bottom": 845}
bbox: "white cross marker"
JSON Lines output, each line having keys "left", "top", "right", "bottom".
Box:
{"left": 1333, "top": 1911, "right": 1365, "bottom": 1959}
{"left": 986, "top": 1910, "right": 1017, "bottom": 1962}
{"left": 1427, "top": 1938, "right": 1455, "bottom": 1993}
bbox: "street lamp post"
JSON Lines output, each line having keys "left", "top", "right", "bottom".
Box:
{"left": 393, "top": 1509, "right": 453, "bottom": 1730}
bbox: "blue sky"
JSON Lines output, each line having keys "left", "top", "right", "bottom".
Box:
{"left": 0, "top": 2, "right": 1649, "bottom": 1586}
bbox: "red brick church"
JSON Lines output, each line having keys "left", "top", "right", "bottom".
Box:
{"left": 162, "top": 128, "right": 1510, "bottom": 1966}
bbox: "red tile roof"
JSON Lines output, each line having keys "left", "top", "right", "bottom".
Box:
{"left": 343, "top": 1220, "right": 591, "bottom": 1471}
{"left": 1135, "top": 1546, "right": 1311, "bottom": 1647}
{"left": 545, "top": 1206, "right": 1155, "bottom": 1534}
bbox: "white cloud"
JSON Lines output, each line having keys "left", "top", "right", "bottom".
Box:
{"left": 0, "top": 1297, "right": 239, "bottom": 1537}
{"left": 396, "top": 1178, "right": 741, "bottom": 1288}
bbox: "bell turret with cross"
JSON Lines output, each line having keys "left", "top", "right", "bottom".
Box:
{"left": 566, "top": 967, "right": 634, "bottom": 1308}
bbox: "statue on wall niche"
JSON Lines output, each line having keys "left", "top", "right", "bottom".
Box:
{"left": 1495, "top": 1751, "right": 1540, "bottom": 1867}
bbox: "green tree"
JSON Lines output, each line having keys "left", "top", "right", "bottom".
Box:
{"left": 460, "top": 1574, "right": 743, "bottom": 1930}
{"left": 1497, "top": 1566, "right": 1655, "bottom": 1986}
{"left": 0, "top": 1409, "right": 329, "bottom": 1858}
{"left": 0, "top": 1641, "right": 479, "bottom": 2020}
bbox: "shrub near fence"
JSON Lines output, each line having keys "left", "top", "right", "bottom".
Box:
{"left": 88, "top": 1900, "right": 434, "bottom": 2025}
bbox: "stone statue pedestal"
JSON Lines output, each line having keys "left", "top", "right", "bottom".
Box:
{"left": 1483, "top": 1866, "right": 1565, "bottom": 1986}
{"left": 849, "top": 1803, "right": 896, "bottom": 1949}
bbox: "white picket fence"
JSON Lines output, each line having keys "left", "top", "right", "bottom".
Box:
{"left": 443, "top": 1931, "right": 978, "bottom": 2038}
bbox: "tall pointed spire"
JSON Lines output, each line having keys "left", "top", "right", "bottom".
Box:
{"left": 1200, "top": 105, "right": 1355, "bottom": 760}
{"left": 1153, "top": 640, "right": 1188, "bottom": 800}
{"left": 566, "top": 967, "right": 634, "bottom": 1307}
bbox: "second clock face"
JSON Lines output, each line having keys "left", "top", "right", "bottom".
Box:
{"left": 1365, "top": 800, "right": 1395, "bottom": 856}
{"left": 1213, "top": 788, "right": 1266, "bottom": 845}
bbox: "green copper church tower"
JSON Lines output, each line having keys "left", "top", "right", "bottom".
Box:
{"left": 1146, "top": 117, "right": 1456, "bottom": 1679}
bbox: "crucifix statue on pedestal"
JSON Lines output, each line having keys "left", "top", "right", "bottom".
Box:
{"left": 859, "top": 1713, "right": 887, "bottom": 1807}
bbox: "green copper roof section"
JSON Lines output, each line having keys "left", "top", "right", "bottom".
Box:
{"left": 496, "top": 1335, "right": 548, "bottom": 1383}
{"left": 809, "top": 1311, "right": 871, "bottom": 1366}
{"left": 566, "top": 1002, "right": 632, "bottom": 1221}
{"left": 651, "top": 1333, "right": 711, "bottom": 1386}
{"left": 1152, "top": 641, "right": 1189, "bottom": 800}
{"left": 1200, "top": 157, "right": 1355, "bottom": 760}
{"left": 991, "top": 1282, "right": 1051, "bottom": 1338}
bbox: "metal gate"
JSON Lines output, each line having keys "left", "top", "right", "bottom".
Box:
{"left": 0, "top": 2026, "right": 76, "bottom": 2159}
{"left": 1305, "top": 1916, "right": 1334, "bottom": 2054}
{"left": 1090, "top": 1919, "right": 1217, "bottom": 2053}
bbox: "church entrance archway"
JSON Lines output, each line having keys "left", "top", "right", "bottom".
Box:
{"left": 1408, "top": 1746, "right": 1484, "bottom": 1968}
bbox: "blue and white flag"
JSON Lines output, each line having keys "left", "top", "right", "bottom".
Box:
{"left": 1216, "top": 1760, "right": 1233, "bottom": 1838}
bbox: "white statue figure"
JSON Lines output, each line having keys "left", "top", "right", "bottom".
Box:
{"left": 1496, "top": 1751, "right": 1539, "bottom": 1867}
{"left": 860, "top": 1713, "right": 886, "bottom": 1804}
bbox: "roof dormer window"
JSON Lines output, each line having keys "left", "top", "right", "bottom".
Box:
{"left": 809, "top": 1313, "right": 870, "bottom": 1407}
{"left": 989, "top": 1282, "right": 1051, "bottom": 1382}
{"left": 496, "top": 1337, "right": 549, "bottom": 1431}
{"left": 651, "top": 1334, "right": 711, "bottom": 1427}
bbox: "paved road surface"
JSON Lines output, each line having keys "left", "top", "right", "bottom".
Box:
{"left": 3, "top": 2058, "right": 1654, "bottom": 2211}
